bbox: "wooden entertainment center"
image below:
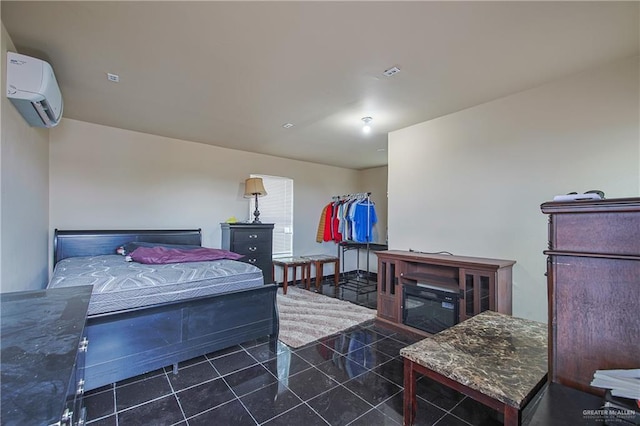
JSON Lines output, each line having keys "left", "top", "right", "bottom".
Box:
{"left": 375, "top": 250, "right": 515, "bottom": 335}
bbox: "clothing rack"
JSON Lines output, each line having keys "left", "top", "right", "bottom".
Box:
{"left": 333, "top": 192, "right": 387, "bottom": 300}
{"left": 338, "top": 241, "right": 388, "bottom": 299}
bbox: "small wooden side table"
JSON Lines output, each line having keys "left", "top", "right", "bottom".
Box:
{"left": 272, "top": 257, "right": 311, "bottom": 294}
{"left": 301, "top": 254, "right": 340, "bottom": 291}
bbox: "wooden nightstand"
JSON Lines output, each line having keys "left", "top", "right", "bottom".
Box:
{"left": 221, "top": 223, "right": 274, "bottom": 282}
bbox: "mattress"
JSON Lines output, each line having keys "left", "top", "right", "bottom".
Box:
{"left": 48, "top": 255, "right": 264, "bottom": 315}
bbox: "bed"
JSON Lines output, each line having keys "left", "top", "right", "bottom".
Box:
{"left": 48, "top": 229, "right": 279, "bottom": 391}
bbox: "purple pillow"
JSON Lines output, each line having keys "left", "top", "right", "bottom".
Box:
{"left": 117, "top": 241, "right": 202, "bottom": 256}
{"left": 129, "top": 246, "right": 244, "bottom": 264}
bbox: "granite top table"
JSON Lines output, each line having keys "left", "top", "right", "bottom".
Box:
{"left": 272, "top": 256, "right": 312, "bottom": 294}
{"left": 300, "top": 254, "right": 340, "bottom": 291}
{"left": 1, "top": 286, "right": 92, "bottom": 426}
{"left": 400, "top": 310, "right": 547, "bottom": 426}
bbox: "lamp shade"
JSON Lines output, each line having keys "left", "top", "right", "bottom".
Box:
{"left": 244, "top": 177, "right": 267, "bottom": 197}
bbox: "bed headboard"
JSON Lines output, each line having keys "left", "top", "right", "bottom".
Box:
{"left": 53, "top": 229, "right": 202, "bottom": 265}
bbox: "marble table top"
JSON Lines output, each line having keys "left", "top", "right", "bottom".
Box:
{"left": 400, "top": 310, "right": 547, "bottom": 408}
{"left": 301, "top": 254, "right": 339, "bottom": 261}
{"left": 1, "top": 286, "right": 92, "bottom": 425}
{"left": 273, "top": 256, "right": 312, "bottom": 265}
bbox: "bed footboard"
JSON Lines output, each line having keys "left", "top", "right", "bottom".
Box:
{"left": 84, "top": 284, "right": 279, "bottom": 391}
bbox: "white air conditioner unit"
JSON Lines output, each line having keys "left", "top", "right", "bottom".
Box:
{"left": 6, "top": 52, "right": 63, "bottom": 128}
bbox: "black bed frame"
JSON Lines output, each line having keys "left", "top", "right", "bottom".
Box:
{"left": 53, "top": 229, "right": 279, "bottom": 391}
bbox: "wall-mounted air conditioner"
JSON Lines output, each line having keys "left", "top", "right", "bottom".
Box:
{"left": 6, "top": 51, "right": 63, "bottom": 128}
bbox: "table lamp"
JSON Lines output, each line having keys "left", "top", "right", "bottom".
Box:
{"left": 244, "top": 177, "right": 267, "bottom": 223}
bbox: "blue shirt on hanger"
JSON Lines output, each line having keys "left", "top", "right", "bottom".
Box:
{"left": 352, "top": 201, "right": 377, "bottom": 243}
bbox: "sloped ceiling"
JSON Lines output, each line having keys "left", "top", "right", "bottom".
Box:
{"left": 2, "top": 1, "right": 638, "bottom": 169}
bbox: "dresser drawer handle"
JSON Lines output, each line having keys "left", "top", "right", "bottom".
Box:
{"left": 77, "top": 379, "right": 85, "bottom": 395}
{"left": 79, "top": 337, "right": 89, "bottom": 353}
{"left": 249, "top": 234, "right": 258, "bottom": 239}
{"left": 248, "top": 246, "right": 257, "bottom": 252}
{"left": 60, "top": 408, "right": 73, "bottom": 424}
{"left": 248, "top": 258, "right": 257, "bottom": 264}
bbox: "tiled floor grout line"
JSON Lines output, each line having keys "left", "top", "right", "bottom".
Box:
{"left": 183, "top": 400, "right": 230, "bottom": 425}
{"left": 205, "top": 356, "right": 221, "bottom": 376}
{"left": 344, "top": 407, "right": 377, "bottom": 426}
{"left": 371, "top": 388, "right": 405, "bottom": 425}
{"left": 416, "top": 395, "right": 451, "bottom": 426}
{"left": 173, "top": 373, "right": 223, "bottom": 393}
{"left": 83, "top": 385, "right": 117, "bottom": 425}
{"left": 336, "top": 381, "right": 377, "bottom": 410}
{"left": 300, "top": 400, "right": 333, "bottom": 426}
{"left": 163, "top": 369, "right": 190, "bottom": 425}
{"left": 211, "top": 357, "right": 263, "bottom": 381}
{"left": 234, "top": 393, "right": 261, "bottom": 425}
{"left": 438, "top": 396, "right": 476, "bottom": 426}
{"left": 115, "top": 392, "right": 177, "bottom": 417}
{"left": 255, "top": 400, "right": 305, "bottom": 425}
{"left": 218, "top": 372, "right": 261, "bottom": 425}
{"left": 288, "top": 358, "right": 381, "bottom": 425}
{"left": 239, "top": 352, "right": 310, "bottom": 425}
{"left": 112, "top": 383, "right": 119, "bottom": 426}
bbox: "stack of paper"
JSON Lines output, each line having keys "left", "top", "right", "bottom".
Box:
{"left": 591, "top": 369, "right": 640, "bottom": 400}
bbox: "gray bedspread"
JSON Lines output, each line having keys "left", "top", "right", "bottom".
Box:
{"left": 48, "top": 255, "right": 264, "bottom": 315}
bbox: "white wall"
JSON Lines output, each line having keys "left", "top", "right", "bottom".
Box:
{"left": 49, "top": 119, "right": 381, "bottom": 279}
{"left": 352, "top": 166, "right": 388, "bottom": 274}
{"left": 388, "top": 56, "right": 639, "bottom": 322}
{"left": 0, "top": 24, "right": 50, "bottom": 292}
{"left": 358, "top": 166, "right": 388, "bottom": 245}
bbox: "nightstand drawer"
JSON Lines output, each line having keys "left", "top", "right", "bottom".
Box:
{"left": 232, "top": 229, "right": 271, "bottom": 244}
{"left": 233, "top": 240, "right": 271, "bottom": 256}
{"left": 243, "top": 255, "right": 270, "bottom": 269}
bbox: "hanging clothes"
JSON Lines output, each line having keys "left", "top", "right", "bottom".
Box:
{"left": 337, "top": 201, "right": 347, "bottom": 237}
{"left": 352, "top": 200, "right": 377, "bottom": 243}
{"left": 322, "top": 202, "right": 333, "bottom": 242}
{"left": 316, "top": 202, "right": 330, "bottom": 243}
{"left": 316, "top": 193, "right": 375, "bottom": 244}
{"left": 331, "top": 200, "right": 343, "bottom": 242}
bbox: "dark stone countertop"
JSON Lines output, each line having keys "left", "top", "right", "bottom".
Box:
{"left": 1, "top": 286, "right": 92, "bottom": 426}
{"left": 400, "top": 310, "right": 548, "bottom": 408}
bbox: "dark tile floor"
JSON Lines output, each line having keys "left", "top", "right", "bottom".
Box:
{"left": 84, "top": 282, "right": 503, "bottom": 426}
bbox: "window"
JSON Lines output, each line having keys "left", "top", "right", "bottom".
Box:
{"left": 249, "top": 174, "right": 293, "bottom": 258}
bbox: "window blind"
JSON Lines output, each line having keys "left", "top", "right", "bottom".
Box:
{"left": 250, "top": 174, "right": 293, "bottom": 258}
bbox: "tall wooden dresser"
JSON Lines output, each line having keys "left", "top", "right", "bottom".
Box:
{"left": 221, "top": 223, "right": 274, "bottom": 282}
{"left": 541, "top": 198, "right": 640, "bottom": 394}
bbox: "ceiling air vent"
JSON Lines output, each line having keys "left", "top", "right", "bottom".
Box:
{"left": 383, "top": 66, "right": 401, "bottom": 77}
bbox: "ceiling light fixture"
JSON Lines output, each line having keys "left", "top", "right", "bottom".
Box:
{"left": 361, "top": 117, "right": 373, "bottom": 134}
{"left": 282, "top": 123, "right": 294, "bottom": 129}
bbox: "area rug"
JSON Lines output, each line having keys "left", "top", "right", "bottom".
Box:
{"left": 276, "top": 287, "right": 377, "bottom": 348}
